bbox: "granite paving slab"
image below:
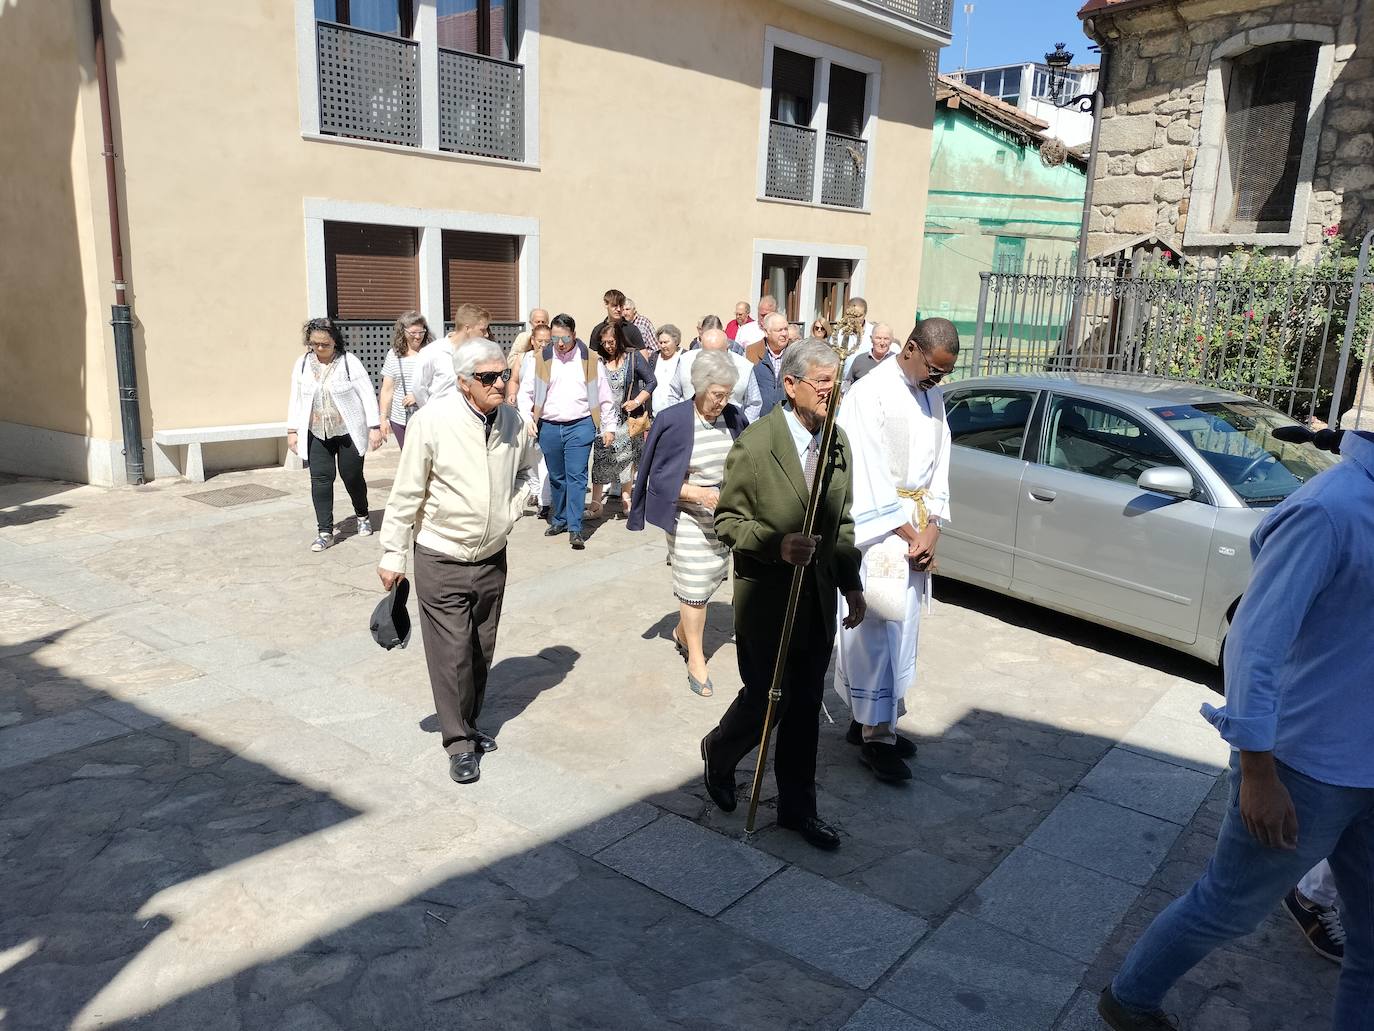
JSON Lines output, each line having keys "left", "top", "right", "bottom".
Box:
{"left": 721, "top": 865, "right": 928, "bottom": 988}
{"left": 960, "top": 846, "right": 1142, "bottom": 964}
{"left": 0, "top": 708, "right": 130, "bottom": 770}
{"left": 1024, "top": 791, "right": 1182, "bottom": 887}
{"left": 879, "top": 913, "right": 1086, "bottom": 1031}
{"left": 1076, "top": 747, "right": 1218, "bottom": 826}
{"left": 595, "top": 813, "right": 784, "bottom": 916}
{"left": 1119, "top": 711, "right": 1229, "bottom": 776}
{"left": 842, "top": 998, "right": 942, "bottom": 1030}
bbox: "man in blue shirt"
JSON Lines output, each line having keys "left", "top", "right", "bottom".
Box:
{"left": 1099, "top": 430, "right": 1374, "bottom": 1030}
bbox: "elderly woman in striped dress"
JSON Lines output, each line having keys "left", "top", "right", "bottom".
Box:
{"left": 629, "top": 352, "right": 749, "bottom": 696}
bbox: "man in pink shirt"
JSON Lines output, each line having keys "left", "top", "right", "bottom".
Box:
{"left": 517, "top": 313, "right": 616, "bottom": 550}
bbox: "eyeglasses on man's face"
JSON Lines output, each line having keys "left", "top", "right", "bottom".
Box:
{"left": 551, "top": 333, "right": 573, "bottom": 344}
{"left": 471, "top": 368, "right": 513, "bottom": 387}
{"left": 913, "top": 345, "right": 955, "bottom": 381}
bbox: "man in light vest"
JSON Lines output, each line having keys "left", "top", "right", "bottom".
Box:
{"left": 517, "top": 313, "right": 616, "bottom": 551}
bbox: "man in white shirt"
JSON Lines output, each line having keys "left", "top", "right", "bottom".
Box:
{"left": 413, "top": 303, "right": 490, "bottom": 405}
{"left": 378, "top": 339, "right": 539, "bottom": 785}
{"left": 666, "top": 329, "right": 756, "bottom": 411}
{"left": 736, "top": 295, "right": 776, "bottom": 354}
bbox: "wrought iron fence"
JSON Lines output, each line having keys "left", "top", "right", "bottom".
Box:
{"left": 964, "top": 251, "right": 1374, "bottom": 426}
{"left": 822, "top": 132, "right": 867, "bottom": 208}
{"left": 856, "top": 0, "right": 953, "bottom": 33}
{"left": 317, "top": 22, "right": 420, "bottom": 147}
{"left": 438, "top": 48, "right": 525, "bottom": 161}
{"left": 765, "top": 121, "right": 817, "bottom": 202}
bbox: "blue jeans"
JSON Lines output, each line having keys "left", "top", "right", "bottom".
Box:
{"left": 538, "top": 417, "right": 594, "bottom": 534}
{"left": 1113, "top": 754, "right": 1374, "bottom": 1028}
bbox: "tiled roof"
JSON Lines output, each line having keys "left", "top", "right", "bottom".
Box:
{"left": 936, "top": 75, "right": 1050, "bottom": 137}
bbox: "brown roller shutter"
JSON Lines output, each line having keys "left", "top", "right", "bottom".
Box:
{"left": 827, "top": 65, "right": 867, "bottom": 138}
{"left": 817, "top": 257, "right": 853, "bottom": 280}
{"left": 325, "top": 222, "right": 419, "bottom": 319}
{"left": 443, "top": 230, "right": 519, "bottom": 321}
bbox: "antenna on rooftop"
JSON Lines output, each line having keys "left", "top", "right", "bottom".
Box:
{"left": 961, "top": 4, "right": 974, "bottom": 72}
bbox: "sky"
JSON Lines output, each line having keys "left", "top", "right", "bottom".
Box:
{"left": 939, "top": 0, "right": 1096, "bottom": 73}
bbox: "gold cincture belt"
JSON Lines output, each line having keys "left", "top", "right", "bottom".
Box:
{"left": 896, "top": 487, "right": 930, "bottom": 532}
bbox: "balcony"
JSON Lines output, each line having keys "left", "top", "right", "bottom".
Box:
{"left": 778, "top": 0, "right": 951, "bottom": 46}
{"left": 765, "top": 121, "right": 817, "bottom": 202}
{"left": 315, "top": 21, "right": 525, "bottom": 162}
{"left": 317, "top": 21, "right": 420, "bottom": 148}
{"left": 822, "top": 132, "right": 868, "bottom": 208}
{"left": 438, "top": 48, "right": 525, "bottom": 162}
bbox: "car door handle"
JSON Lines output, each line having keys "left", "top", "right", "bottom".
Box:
{"left": 1028, "top": 487, "right": 1057, "bottom": 502}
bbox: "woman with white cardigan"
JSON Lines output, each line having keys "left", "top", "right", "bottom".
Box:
{"left": 287, "top": 318, "right": 383, "bottom": 552}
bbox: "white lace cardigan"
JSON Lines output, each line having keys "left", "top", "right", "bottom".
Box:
{"left": 285, "top": 351, "right": 382, "bottom": 460}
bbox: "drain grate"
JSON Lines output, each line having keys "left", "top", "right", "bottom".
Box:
{"left": 183, "top": 484, "right": 289, "bottom": 508}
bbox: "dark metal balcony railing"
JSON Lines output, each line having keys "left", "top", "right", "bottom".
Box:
{"left": 438, "top": 48, "right": 525, "bottom": 162}
{"left": 336, "top": 320, "right": 395, "bottom": 389}
{"left": 764, "top": 121, "right": 817, "bottom": 202}
{"left": 317, "top": 21, "right": 420, "bottom": 148}
{"left": 854, "top": 0, "right": 953, "bottom": 34}
{"left": 822, "top": 131, "right": 868, "bottom": 208}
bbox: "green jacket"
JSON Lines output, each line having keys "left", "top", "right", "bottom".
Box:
{"left": 714, "top": 406, "right": 863, "bottom": 642}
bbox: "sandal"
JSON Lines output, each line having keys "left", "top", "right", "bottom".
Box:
{"left": 671, "top": 630, "right": 689, "bottom": 663}
{"left": 687, "top": 671, "right": 714, "bottom": 697}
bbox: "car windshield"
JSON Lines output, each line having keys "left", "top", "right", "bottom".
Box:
{"left": 1151, "top": 401, "right": 1339, "bottom": 507}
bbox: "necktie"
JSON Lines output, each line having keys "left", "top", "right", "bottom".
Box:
{"left": 803, "top": 437, "right": 820, "bottom": 491}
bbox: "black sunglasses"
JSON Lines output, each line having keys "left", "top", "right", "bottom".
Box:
{"left": 472, "top": 368, "right": 513, "bottom": 387}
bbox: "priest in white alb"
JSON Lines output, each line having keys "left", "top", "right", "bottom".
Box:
{"left": 834, "top": 318, "right": 958, "bottom": 783}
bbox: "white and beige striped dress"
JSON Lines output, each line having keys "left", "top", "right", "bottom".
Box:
{"left": 667, "top": 412, "right": 735, "bottom": 605}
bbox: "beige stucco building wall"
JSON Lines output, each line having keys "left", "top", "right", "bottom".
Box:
{"left": 0, "top": 0, "right": 942, "bottom": 484}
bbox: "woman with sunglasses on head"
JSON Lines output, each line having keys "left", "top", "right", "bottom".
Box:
{"left": 287, "top": 317, "right": 384, "bottom": 552}
{"left": 589, "top": 320, "right": 656, "bottom": 520}
{"left": 378, "top": 311, "right": 433, "bottom": 448}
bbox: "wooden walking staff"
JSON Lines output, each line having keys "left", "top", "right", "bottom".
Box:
{"left": 744, "top": 311, "right": 867, "bottom": 833}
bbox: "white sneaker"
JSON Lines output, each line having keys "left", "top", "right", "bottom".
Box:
{"left": 356, "top": 516, "right": 373, "bottom": 536}
{"left": 310, "top": 533, "right": 333, "bottom": 552}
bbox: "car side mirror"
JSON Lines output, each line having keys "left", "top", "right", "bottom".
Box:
{"left": 1138, "top": 466, "right": 1195, "bottom": 498}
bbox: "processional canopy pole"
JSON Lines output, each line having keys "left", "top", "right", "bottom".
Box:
{"left": 744, "top": 308, "right": 866, "bottom": 834}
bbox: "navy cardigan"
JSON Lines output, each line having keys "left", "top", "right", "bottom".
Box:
{"left": 628, "top": 399, "right": 749, "bottom": 533}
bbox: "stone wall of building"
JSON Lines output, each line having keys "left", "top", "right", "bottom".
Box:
{"left": 1085, "top": 0, "right": 1372, "bottom": 263}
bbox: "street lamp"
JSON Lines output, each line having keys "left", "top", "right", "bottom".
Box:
{"left": 1043, "top": 42, "right": 1096, "bottom": 112}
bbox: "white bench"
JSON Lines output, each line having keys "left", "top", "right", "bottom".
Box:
{"left": 152, "top": 422, "right": 293, "bottom": 481}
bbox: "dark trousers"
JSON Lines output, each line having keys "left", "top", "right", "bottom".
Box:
{"left": 706, "top": 574, "right": 829, "bottom": 821}
{"left": 413, "top": 544, "right": 507, "bottom": 756}
{"left": 538, "top": 416, "right": 594, "bottom": 534}
{"left": 307, "top": 432, "right": 369, "bottom": 534}
{"left": 390, "top": 419, "right": 408, "bottom": 448}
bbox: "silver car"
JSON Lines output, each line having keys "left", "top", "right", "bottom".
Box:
{"left": 936, "top": 374, "right": 1339, "bottom": 663}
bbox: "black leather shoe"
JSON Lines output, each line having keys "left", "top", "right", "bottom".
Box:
{"left": 538, "top": 506, "right": 551, "bottom": 521}
{"left": 544, "top": 523, "right": 568, "bottom": 537}
{"left": 846, "top": 719, "right": 917, "bottom": 759}
{"left": 700, "top": 736, "right": 736, "bottom": 812}
{"left": 860, "top": 741, "right": 913, "bottom": 783}
{"left": 449, "top": 751, "right": 480, "bottom": 784}
{"left": 1097, "top": 986, "right": 1178, "bottom": 1029}
{"left": 569, "top": 533, "right": 587, "bottom": 550}
{"left": 776, "top": 813, "right": 841, "bottom": 851}
{"left": 474, "top": 729, "right": 498, "bottom": 753}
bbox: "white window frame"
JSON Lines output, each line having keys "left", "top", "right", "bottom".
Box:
{"left": 1184, "top": 23, "right": 1335, "bottom": 248}
{"left": 303, "top": 198, "right": 539, "bottom": 331}
{"left": 757, "top": 26, "right": 881, "bottom": 212}
{"left": 295, "top": 0, "right": 541, "bottom": 168}
{"left": 751, "top": 238, "right": 868, "bottom": 328}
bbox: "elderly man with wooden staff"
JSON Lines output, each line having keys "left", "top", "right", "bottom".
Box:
{"left": 699, "top": 336, "right": 866, "bottom": 851}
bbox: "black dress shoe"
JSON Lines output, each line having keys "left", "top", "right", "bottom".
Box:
{"left": 859, "top": 741, "right": 913, "bottom": 783}
{"left": 846, "top": 719, "right": 917, "bottom": 759}
{"left": 569, "top": 533, "right": 587, "bottom": 550}
{"left": 776, "top": 813, "right": 841, "bottom": 851}
{"left": 449, "top": 751, "right": 480, "bottom": 784}
{"left": 473, "top": 729, "right": 498, "bottom": 753}
{"left": 538, "top": 505, "right": 551, "bottom": 521}
{"left": 544, "top": 523, "right": 568, "bottom": 537}
{"left": 700, "top": 736, "right": 736, "bottom": 812}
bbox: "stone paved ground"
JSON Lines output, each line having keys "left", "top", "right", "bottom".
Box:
{"left": 0, "top": 451, "right": 1341, "bottom": 1029}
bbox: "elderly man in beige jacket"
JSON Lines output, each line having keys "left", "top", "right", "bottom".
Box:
{"left": 378, "top": 339, "right": 540, "bottom": 784}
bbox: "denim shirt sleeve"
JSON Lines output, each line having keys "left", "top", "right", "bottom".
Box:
{"left": 1203, "top": 498, "right": 1340, "bottom": 751}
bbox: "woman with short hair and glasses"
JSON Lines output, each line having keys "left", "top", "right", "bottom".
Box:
{"left": 378, "top": 311, "right": 433, "bottom": 448}
{"left": 287, "top": 317, "right": 384, "bottom": 552}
